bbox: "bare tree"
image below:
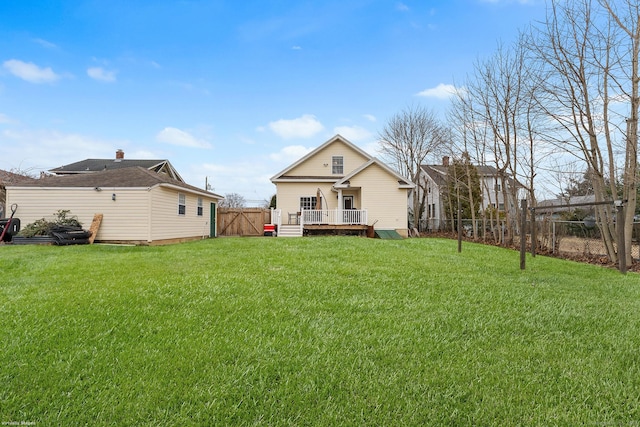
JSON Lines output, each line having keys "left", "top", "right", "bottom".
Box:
{"left": 527, "top": 0, "right": 636, "bottom": 263}
{"left": 219, "top": 193, "right": 246, "bottom": 208}
{"left": 378, "top": 105, "right": 447, "bottom": 230}
{"left": 450, "top": 40, "right": 537, "bottom": 244}
{"left": 599, "top": 0, "right": 640, "bottom": 265}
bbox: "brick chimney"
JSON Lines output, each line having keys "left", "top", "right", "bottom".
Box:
{"left": 116, "top": 149, "right": 124, "bottom": 160}
{"left": 442, "top": 156, "right": 450, "bottom": 167}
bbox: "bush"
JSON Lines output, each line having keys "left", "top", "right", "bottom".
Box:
{"left": 17, "top": 210, "right": 83, "bottom": 237}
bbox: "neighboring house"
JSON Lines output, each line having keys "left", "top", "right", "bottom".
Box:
{"left": 6, "top": 166, "right": 223, "bottom": 245}
{"left": 535, "top": 195, "right": 597, "bottom": 219}
{"left": 417, "top": 157, "right": 521, "bottom": 230}
{"left": 0, "top": 169, "right": 37, "bottom": 218}
{"left": 270, "top": 134, "right": 414, "bottom": 237}
{"left": 49, "top": 149, "right": 184, "bottom": 182}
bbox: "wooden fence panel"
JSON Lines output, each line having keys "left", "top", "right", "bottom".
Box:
{"left": 217, "top": 208, "right": 271, "bottom": 237}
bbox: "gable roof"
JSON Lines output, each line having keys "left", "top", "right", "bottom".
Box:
{"left": 419, "top": 165, "right": 448, "bottom": 187}
{"left": 270, "top": 134, "right": 373, "bottom": 182}
{"left": 49, "top": 158, "right": 184, "bottom": 182}
{"left": 9, "top": 166, "right": 223, "bottom": 199}
{"left": 420, "top": 163, "right": 523, "bottom": 189}
{"left": 536, "top": 195, "right": 597, "bottom": 213}
{"left": 335, "top": 159, "right": 414, "bottom": 189}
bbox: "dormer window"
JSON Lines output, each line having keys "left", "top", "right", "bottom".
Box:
{"left": 332, "top": 156, "right": 343, "bottom": 174}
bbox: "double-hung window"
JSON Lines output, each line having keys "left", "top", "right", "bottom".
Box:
{"left": 332, "top": 156, "right": 343, "bottom": 174}
{"left": 197, "top": 197, "right": 203, "bottom": 216}
{"left": 178, "top": 193, "right": 186, "bottom": 215}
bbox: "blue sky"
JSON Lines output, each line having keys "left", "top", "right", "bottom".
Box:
{"left": 0, "top": 0, "right": 546, "bottom": 204}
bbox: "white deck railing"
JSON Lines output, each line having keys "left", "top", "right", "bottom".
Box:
{"left": 271, "top": 208, "right": 282, "bottom": 229}
{"left": 300, "top": 209, "right": 367, "bottom": 226}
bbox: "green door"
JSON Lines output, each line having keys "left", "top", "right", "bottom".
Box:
{"left": 210, "top": 203, "right": 217, "bottom": 237}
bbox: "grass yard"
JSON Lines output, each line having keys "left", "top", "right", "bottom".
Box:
{"left": 1, "top": 236, "right": 639, "bottom": 425}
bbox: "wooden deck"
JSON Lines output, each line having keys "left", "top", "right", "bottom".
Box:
{"left": 304, "top": 224, "right": 369, "bottom": 236}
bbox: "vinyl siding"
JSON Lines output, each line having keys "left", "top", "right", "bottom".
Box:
{"left": 275, "top": 182, "right": 338, "bottom": 213}
{"left": 286, "top": 141, "right": 369, "bottom": 177}
{"left": 350, "top": 163, "right": 409, "bottom": 233}
{"left": 149, "top": 187, "right": 212, "bottom": 241}
{"left": 6, "top": 187, "right": 151, "bottom": 241}
{"left": 7, "top": 185, "right": 218, "bottom": 243}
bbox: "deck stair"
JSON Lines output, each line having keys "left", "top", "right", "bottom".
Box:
{"left": 278, "top": 224, "right": 303, "bottom": 237}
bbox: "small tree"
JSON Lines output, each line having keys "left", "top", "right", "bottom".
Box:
{"left": 443, "top": 156, "right": 481, "bottom": 229}
{"left": 219, "top": 193, "right": 246, "bottom": 208}
{"left": 378, "top": 105, "right": 447, "bottom": 230}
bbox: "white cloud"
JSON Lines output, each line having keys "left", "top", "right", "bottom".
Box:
{"left": 0, "top": 128, "right": 125, "bottom": 171}
{"left": 397, "top": 2, "right": 409, "bottom": 11}
{"left": 363, "top": 114, "right": 377, "bottom": 122}
{"left": 268, "top": 114, "right": 324, "bottom": 139}
{"left": 268, "top": 145, "right": 314, "bottom": 163}
{"left": 416, "top": 83, "right": 459, "bottom": 99}
{"left": 193, "top": 161, "right": 278, "bottom": 202}
{"left": 3, "top": 59, "right": 60, "bottom": 84}
{"left": 87, "top": 67, "right": 117, "bottom": 83}
{"left": 33, "top": 38, "right": 58, "bottom": 49}
{"left": 0, "top": 113, "right": 18, "bottom": 125}
{"left": 292, "top": 46, "right": 302, "bottom": 50}
{"left": 156, "top": 127, "right": 212, "bottom": 149}
{"left": 333, "top": 125, "right": 373, "bottom": 142}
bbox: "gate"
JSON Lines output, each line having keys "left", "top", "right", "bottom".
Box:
{"left": 217, "top": 208, "right": 271, "bottom": 237}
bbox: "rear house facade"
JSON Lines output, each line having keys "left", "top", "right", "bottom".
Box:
{"left": 271, "top": 134, "right": 414, "bottom": 237}
{"left": 6, "top": 167, "right": 223, "bottom": 245}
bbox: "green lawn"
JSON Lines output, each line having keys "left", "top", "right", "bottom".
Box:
{"left": 1, "top": 237, "right": 639, "bottom": 425}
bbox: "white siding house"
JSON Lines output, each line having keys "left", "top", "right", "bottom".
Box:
{"left": 417, "top": 158, "right": 521, "bottom": 230}
{"left": 270, "top": 135, "right": 414, "bottom": 237}
{"left": 6, "top": 167, "right": 223, "bottom": 245}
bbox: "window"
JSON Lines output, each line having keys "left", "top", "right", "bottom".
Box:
{"left": 197, "top": 197, "right": 203, "bottom": 216}
{"left": 496, "top": 180, "right": 502, "bottom": 192}
{"left": 178, "top": 193, "right": 186, "bottom": 215}
{"left": 300, "top": 196, "right": 318, "bottom": 210}
{"left": 332, "top": 156, "right": 343, "bottom": 174}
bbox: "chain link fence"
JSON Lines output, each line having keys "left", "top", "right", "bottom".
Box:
{"left": 420, "top": 218, "right": 640, "bottom": 261}
{"left": 533, "top": 219, "right": 640, "bottom": 260}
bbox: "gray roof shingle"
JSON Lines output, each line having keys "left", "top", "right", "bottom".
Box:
{"left": 10, "top": 166, "right": 223, "bottom": 198}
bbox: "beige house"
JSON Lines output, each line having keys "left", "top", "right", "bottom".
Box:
{"left": 6, "top": 167, "right": 223, "bottom": 245}
{"left": 270, "top": 134, "right": 414, "bottom": 237}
